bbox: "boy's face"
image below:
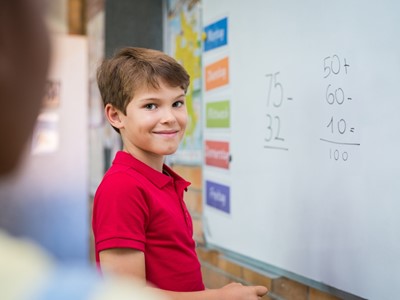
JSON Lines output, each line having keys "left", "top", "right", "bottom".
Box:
{"left": 119, "top": 81, "right": 187, "bottom": 167}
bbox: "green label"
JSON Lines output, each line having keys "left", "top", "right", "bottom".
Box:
{"left": 206, "top": 100, "right": 230, "bottom": 128}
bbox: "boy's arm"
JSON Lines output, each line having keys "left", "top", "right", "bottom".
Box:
{"left": 99, "top": 248, "right": 146, "bottom": 281}
{"left": 156, "top": 283, "right": 268, "bottom": 300}
{"left": 99, "top": 248, "right": 268, "bottom": 300}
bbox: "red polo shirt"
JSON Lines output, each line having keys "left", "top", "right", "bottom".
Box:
{"left": 92, "top": 151, "right": 204, "bottom": 292}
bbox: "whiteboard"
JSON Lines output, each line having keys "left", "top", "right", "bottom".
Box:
{"left": 202, "top": 1, "right": 400, "bottom": 299}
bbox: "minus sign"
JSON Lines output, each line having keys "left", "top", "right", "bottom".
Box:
{"left": 264, "top": 145, "right": 289, "bottom": 151}
{"left": 287, "top": 97, "right": 293, "bottom": 100}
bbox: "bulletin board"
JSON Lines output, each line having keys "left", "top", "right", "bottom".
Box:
{"left": 201, "top": 1, "right": 400, "bottom": 299}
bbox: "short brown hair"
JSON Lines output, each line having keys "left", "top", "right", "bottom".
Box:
{"left": 97, "top": 47, "right": 190, "bottom": 115}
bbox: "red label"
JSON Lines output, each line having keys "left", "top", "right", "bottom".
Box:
{"left": 205, "top": 140, "right": 230, "bottom": 169}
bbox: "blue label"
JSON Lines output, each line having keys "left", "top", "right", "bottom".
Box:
{"left": 204, "top": 17, "right": 228, "bottom": 52}
{"left": 206, "top": 180, "right": 230, "bottom": 213}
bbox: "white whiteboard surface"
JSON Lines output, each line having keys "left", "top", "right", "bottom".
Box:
{"left": 202, "top": 1, "right": 400, "bottom": 299}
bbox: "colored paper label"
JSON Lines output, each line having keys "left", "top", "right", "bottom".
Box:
{"left": 206, "top": 181, "right": 230, "bottom": 213}
{"left": 204, "top": 17, "right": 228, "bottom": 52}
{"left": 206, "top": 100, "right": 230, "bottom": 128}
{"left": 205, "top": 140, "right": 230, "bottom": 169}
{"left": 205, "top": 57, "right": 229, "bottom": 91}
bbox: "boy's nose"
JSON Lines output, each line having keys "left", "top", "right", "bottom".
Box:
{"left": 160, "top": 108, "right": 176, "bottom": 123}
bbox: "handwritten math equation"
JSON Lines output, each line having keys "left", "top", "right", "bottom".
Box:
{"left": 263, "top": 54, "right": 360, "bottom": 162}
{"left": 320, "top": 54, "right": 360, "bottom": 162}
{"left": 263, "top": 72, "right": 292, "bottom": 151}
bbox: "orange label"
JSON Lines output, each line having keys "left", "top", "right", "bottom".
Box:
{"left": 205, "top": 140, "right": 230, "bottom": 169}
{"left": 205, "top": 57, "right": 229, "bottom": 91}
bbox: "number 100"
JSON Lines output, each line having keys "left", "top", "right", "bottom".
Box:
{"left": 330, "top": 148, "right": 349, "bottom": 161}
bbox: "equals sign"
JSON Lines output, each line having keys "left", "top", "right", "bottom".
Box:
{"left": 350, "top": 128, "right": 355, "bottom": 132}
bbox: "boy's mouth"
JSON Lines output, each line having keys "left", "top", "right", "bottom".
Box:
{"left": 153, "top": 129, "right": 180, "bottom": 136}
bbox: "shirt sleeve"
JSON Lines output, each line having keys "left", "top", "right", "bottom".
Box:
{"left": 93, "top": 172, "right": 149, "bottom": 253}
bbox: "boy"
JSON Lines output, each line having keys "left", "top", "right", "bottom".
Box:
{"left": 93, "top": 47, "right": 268, "bottom": 299}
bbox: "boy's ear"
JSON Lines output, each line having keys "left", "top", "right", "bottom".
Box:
{"left": 105, "top": 104, "right": 124, "bottom": 130}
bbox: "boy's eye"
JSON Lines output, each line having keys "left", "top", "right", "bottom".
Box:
{"left": 173, "top": 100, "right": 185, "bottom": 108}
{"left": 145, "top": 103, "right": 157, "bottom": 110}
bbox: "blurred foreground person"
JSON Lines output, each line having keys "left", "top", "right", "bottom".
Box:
{"left": 0, "top": 1, "right": 166, "bottom": 299}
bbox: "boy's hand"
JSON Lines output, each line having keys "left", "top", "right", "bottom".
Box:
{"left": 220, "top": 282, "right": 269, "bottom": 299}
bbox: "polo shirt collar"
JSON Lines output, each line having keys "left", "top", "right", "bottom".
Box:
{"left": 112, "top": 151, "right": 190, "bottom": 190}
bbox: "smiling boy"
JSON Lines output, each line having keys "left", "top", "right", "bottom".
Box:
{"left": 92, "top": 47, "right": 268, "bottom": 300}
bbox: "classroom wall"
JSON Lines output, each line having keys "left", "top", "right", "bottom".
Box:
{"left": 104, "top": 0, "right": 163, "bottom": 57}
